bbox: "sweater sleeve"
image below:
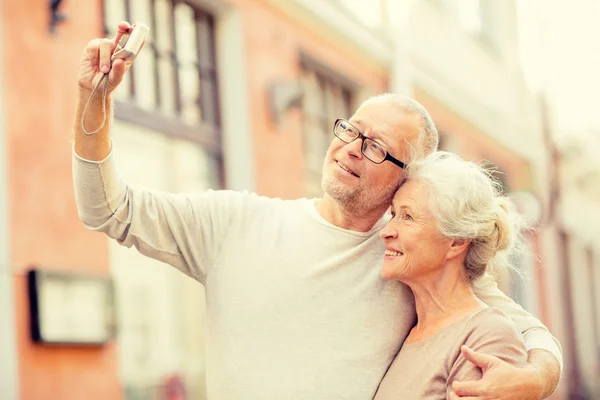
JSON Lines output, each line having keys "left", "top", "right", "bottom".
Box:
{"left": 72, "top": 146, "right": 247, "bottom": 284}
{"left": 474, "top": 275, "right": 563, "bottom": 372}
{"left": 446, "top": 308, "right": 529, "bottom": 393}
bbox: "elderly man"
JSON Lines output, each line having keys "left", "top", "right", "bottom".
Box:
{"left": 73, "top": 22, "right": 561, "bottom": 399}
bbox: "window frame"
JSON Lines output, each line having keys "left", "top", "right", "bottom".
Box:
{"left": 100, "top": 0, "right": 222, "bottom": 157}
{"left": 299, "top": 53, "right": 356, "bottom": 195}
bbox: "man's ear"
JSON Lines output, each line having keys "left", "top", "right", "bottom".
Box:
{"left": 447, "top": 239, "right": 470, "bottom": 260}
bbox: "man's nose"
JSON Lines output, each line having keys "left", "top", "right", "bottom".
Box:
{"left": 344, "top": 137, "right": 363, "bottom": 159}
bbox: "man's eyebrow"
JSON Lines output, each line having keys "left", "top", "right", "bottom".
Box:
{"left": 370, "top": 133, "right": 392, "bottom": 150}
{"left": 349, "top": 119, "right": 393, "bottom": 147}
{"left": 348, "top": 119, "right": 363, "bottom": 130}
{"left": 372, "top": 134, "right": 389, "bottom": 145}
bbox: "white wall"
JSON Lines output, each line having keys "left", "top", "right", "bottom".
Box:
{"left": 109, "top": 120, "right": 212, "bottom": 399}
{"left": 539, "top": 225, "right": 570, "bottom": 387}
{"left": 567, "top": 235, "right": 599, "bottom": 382}
{"left": 557, "top": 139, "right": 600, "bottom": 387}
{"left": 403, "top": 0, "right": 543, "bottom": 162}
{"left": 269, "top": 0, "right": 392, "bottom": 67}
{"left": 216, "top": 7, "right": 255, "bottom": 192}
{"left": 593, "top": 246, "right": 600, "bottom": 371}
{"left": 0, "top": 1, "right": 20, "bottom": 396}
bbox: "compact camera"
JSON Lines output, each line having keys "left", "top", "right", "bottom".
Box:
{"left": 112, "top": 23, "right": 150, "bottom": 62}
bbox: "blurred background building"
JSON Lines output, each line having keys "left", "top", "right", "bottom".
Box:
{"left": 0, "top": 0, "right": 599, "bottom": 399}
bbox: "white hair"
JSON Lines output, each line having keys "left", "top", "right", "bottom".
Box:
{"left": 401, "top": 151, "right": 524, "bottom": 282}
{"left": 358, "top": 93, "right": 439, "bottom": 161}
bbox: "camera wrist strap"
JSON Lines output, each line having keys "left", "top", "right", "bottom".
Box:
{"left": 80, "top": 72, "right": 110, "bottom": 137}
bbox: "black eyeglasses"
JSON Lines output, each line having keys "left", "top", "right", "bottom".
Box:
{"left": 333, "top": 119, "right": 406, "bottom": 169}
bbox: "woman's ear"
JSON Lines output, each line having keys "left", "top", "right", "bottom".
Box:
{"left": 446, "top": 239, "right": 470, "bottom": 260}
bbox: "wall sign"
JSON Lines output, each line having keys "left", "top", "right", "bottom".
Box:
{"left": 27, "top": 269, "right": 116, "bottom": 345}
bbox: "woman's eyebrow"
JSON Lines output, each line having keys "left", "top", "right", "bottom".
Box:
{"left": 397, "top": 204, "right": 415, "bottom": 213}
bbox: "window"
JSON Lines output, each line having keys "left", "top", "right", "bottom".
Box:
{"left": 559, "top": 230, "right": 585, "bottom": 396}
{"left": 458, "top": 0, "right": 483, "bottom": 34}
{"left": 337, "top": 0, "right": 383, "bottom": 27}
{"left": 506, "top": 236, "right": 537, "bottom": 312}
{"left": 586, "top": 246, "right": 600, "bottom": 365}
{"left": 102, "top": 0, "right": 222, "bottom": 165}
{"left": 101, "top": 3, "right": 220, "bottom": 399}
{"left": 458, "top": 0, "right": 500, "bottom": 51}
{"left": 300, "top": 55, "right": 354, "bottom": 196}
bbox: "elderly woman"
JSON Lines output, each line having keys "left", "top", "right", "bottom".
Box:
{"left": 373, "top": 151, "right": 528, "bottom": 399}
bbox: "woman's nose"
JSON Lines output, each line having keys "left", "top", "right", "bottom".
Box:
{"left": 379, "top": 225, "right": 398, "bottom": 240}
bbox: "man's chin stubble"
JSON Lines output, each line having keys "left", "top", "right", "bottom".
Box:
{"left": 323, "top": 177, "right": 397, "bottom": 217}
{"left": 322, "top": 180, "right": 368, "bottom": 214}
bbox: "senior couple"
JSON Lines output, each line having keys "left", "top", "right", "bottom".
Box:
{"left": 73, "top": 22, "right": 562, "bottom": 399}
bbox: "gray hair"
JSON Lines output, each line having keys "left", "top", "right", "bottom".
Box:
{"left": 358, "top": 93, "right": 439, "bottom": 161}
{"left": 401, "top": 151, "right": 524, "bottom": 282}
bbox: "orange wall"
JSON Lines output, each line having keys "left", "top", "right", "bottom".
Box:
{"left": 238, "top": 0, "right": 389, "bottom": 198}
{"left": 2, "top": 0, "right": 120, "bottom": 398}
